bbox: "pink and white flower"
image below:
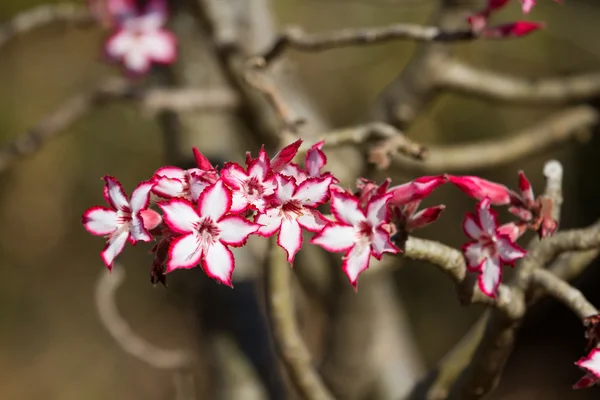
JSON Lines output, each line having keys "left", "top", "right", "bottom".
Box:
{"left": 574, "top": 349, "right": 600, "bottom": 389}
{"left": 255, "top": 175, "right": 332, "bottom": 263}
{"left": 462, "top": 198, "right": 526, "bottom": 297}
{"left": 158, "top": 180, "right": 259, "bottom": 286}
{"left": 104, "top": 0, "right": 176, "bottom": 74}
{"left": 221, "top": 146, "right": 277, "bottom": 213}
{"left": 82, "top": 176, "right": 161, "bottom": 269}
{"left": 311, "top": 190, "right": 399, "bottom": 288}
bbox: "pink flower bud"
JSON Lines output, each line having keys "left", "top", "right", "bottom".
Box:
{"left": 449, "top": 175, "right": 516, "bottom": 205}
{"left": 387, "top": 175, "right": 447, "bottom": 206}
{"left": 483, "top": 21, "right": 544, "bottom": 38}
{"left": 518, "top": 170, "right": 535, "bottom": 207}
{"left": 407, "top": 205, "right": 446, "bottom": 231}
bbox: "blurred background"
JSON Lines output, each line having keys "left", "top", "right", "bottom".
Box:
{"left": 1, "top": 0, "right": 600, "bottom": 399}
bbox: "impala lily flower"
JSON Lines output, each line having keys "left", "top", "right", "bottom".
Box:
{"left": 83, "top": 176, "right": 161, "bottom": 269}
{"left": 574, "top": 349, "right": 600, "bottom": 389}
{"left": 158, "top": 180, "right": 260, "bottom": 286}
{"left": 311, "top": 190, "right": 399, "bottom": 288}
{"left": 255, "top": 175, "right": 332, "bottom": 263}
{"left": 221, "top": 146, "right": 277, "bottom": 213}
{"left": 462, "top": 198, "right": 526, "bottom": 297}
{"left": 104, "top": 0, "right": 176, "bottom": 75}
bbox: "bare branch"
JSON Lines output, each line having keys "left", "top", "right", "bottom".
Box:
{"left": 264, "top": 240, "right": 335, "bottom": 400}
{"left": 0, "top": 78, "right": 238, "bottom": 173}
{"left": 391, "top": 106, "right": 598, "bottom": 173}
{"left": 0, "top": 3, "right": 92, "bottom": 51}
{"left": 438, "top": 60, "right": 600, "bottom": 105}
{"left": 255, "top": 24, "right": 476, "bottom": 65}
{"left": 530, "top": 269, "right": 598, "bottom": 320}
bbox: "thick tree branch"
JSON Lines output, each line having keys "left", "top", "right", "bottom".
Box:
{"left": 391, "top": 106, "right": 598, "bottom": 173}
{"left": 0, "top": 78, "right": 237, "bottom": 173}
{"left": 529, "top": 269, "right": 598, "bottom": 320}
{"left": 264, "top": 240, "right": 335, "bottom": 400}
{"left": 437, "top": 60, "right": 600, "bottom": 105}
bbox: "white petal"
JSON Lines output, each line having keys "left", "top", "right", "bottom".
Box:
{"left": 275, "top": 174, "right": 296, "bottom": 202}
{"left": 198, "top": 180, "right": 231, "bottom": 221}
{"left": 330, "top": 191, "right": 365, "bottom": 226}
{"left": 370, "top": 228, "right": 398, "bottom": 258}
{"left": 124, "top": 48, "right": 151, "bottom": 73}
{"left": 153, "top": 177, "right": 185, "bottom": 198}
{"left": 342, "top": 243, "right": 371, "bottom": 288}
{"left": 167, "top": 233, "right": 202, "bottom": 271}
{"left": 218, "top": 216, "right": 259, "bottom": 246}
{"left": 463, "top": 214, "right": 482, "bottom": 240}
{"left": 278, "top": 218, "right": 303, "bottom": 263}
{"left": 129, "top": 181, "right": 154, "bottom": 213}
{"left": 478, "top": 257, "right": 502, "bottom": 297}
{"left": 366, "top": 194, "right": 392, "bottom": 226}
{"left": 141, "top": 30, "right": 176, "bottom": 63}
{"left": 477, "top": 200, "right": 497, "bottom": 234}
{"left": 83, "top": 207, "right": 118, "bottom": 236}
{"left": 306, "top": 143, "right": 326, "bottom": 177}
{"left": 497, "top": 237, "right": 526, "bottom": 264}
{"left": 105, "top": 30, "right": 134, "bottom": 58}
{"left": 579, "top": 350, "right": 600, "bottom": 377}
{"left": 101, "top": 229, "right": 129, "bottom": 268}
{"left": 103, "top": 176, "right": 129, "bottom": 211}
{"left": 294, "top": 177, "right": 332, "bottom": 206}
{"left": 280, "top": 164, "right": 307, "bottom": 184}
{"left": 154, "top": 166, "right": 186, "bottom": 180}
{"left": 248, "top": 156, "right": 269, "bottom": 180}
{"left": 463, "top": 242, "right": 485, "bottom": 270}
{"left": 311, "top": 225, "right": 355, "bottom": 252}
{"left": 296, "top": 210, "right": 328, "bottom": 232}
{"left": 130, "top": 214, "right": 151, "bottom": 242}
{"left": 159, "top": 199, "right": 200, "bottom": 233}
{"left": 189, "top": 175, "right": 210, "bottom": 202}
{"left": 203, "top": 241, "right": 235, "bottom": 286}
{"left": 230, "top": 191, "right": 249, "bottom": 213}
{"left": 221, "top": 163, "right": 248, "bottom": 189}
{"left": 256, "top": 208, "right": 283, "bottom": 236}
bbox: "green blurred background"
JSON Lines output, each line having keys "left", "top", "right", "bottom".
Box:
{"left": 1, "top": 0, "right": 600, "bottom": 399}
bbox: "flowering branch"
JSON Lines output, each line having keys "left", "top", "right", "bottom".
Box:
{"left": 391, "top": 106, "right": 598, "bottom": 173}
{"left": 264, "top": 239, "right": 335, "bottom": 400}
{"left": 529, "top": 269, "right": 598, "bottom": 319}
{"left": 0, "top": 78, "right": 238, "bottom": 173}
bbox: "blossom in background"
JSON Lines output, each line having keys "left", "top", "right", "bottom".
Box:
{"left": 159, "top": 180, "right": 259, "bottom": 286}
{"left": 461, "top": 198, "right": 526, "bottom": 297}
{"left": 574, "top": 349, "right": 600, "bottom": 389}
{"left": 82, "top": 176, "right": 161, "bottom": 269}
{"left": 311, "top": 189, "right": 399, "bottom": 288}
{"left": 103, "top": 0, "right": 177, "bottom": 75}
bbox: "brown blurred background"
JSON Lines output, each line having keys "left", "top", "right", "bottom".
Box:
{"left": 1, "top": 0, "right": 600, "bottom": 399}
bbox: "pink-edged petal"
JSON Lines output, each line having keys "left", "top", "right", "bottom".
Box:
{"left": 370, "top": 227, "right": 399, "bottom": 259}
{"left": 296, "top": 210, "right": 328, "bottom": 233}
{"left": 478, "top": 256, "right": 502, "bottom": 298}
{"left": 311, "top": 224, "right": 356, "bottom": 252}
{"left": 123, "top": 48, "right": 151, "bottom": 73}
{"left": 329, "top": 190, "right": 365, "bottom": 226}
{"left": 255, "top": 208, "right": 283, "bottom": 237}
{"left": 202, "top": 241, "right": 235, "bottom": 287}
{"left": 277, "top": 218, "right": 303, "bottom": 263}
{"left": 573, "top": 372, "right": 600, "bottom": 389}
{"left": 140, "top": 209, "right": 162, "bottom": 230}
{"left": 271, "top": 139, "right": 302, "bottom": 172}
{"left": 188, "top": 173, "right": 210, "bottom": 202}
{"left": 497, "top": 236, "right": 526, "bottom": 265}
{"left": 129, "top": 180, "right": 155, "bottom": 213}
{"left": 159, "top": 198, "right": 200, "bottom": 233}
{"left": 306, "top": 141, "right": 326, "bottom": 177}
{"left": 105, "top": 30, "right": 134, "bottom": 58}
{"left": 103, "top": 176, "right": 129, "bottom": 211}
{"left": 407, "top": 205, "right": 445, "bottom": 230}
{"left": 230, "top": 191, "right": 249, "bottom": 213}
{"left": 198, "top": 180, "right": 232, "bottom": 221}
{"left": 280, "top": 163, "right": 308, "bottom": 183}
{"left": 100, "top": 229, "right": 130, "bottom": 269}
{"left": 476, "top": 198, "right": 497, "bottom": 234}
{"left": 366, "top": 193, "right": 393, "bottom": 227}
{"left": 462, "top": 241, "right": 485, "bottom": 271}
{"left": 462, "top": 213, "right": 483, "bottom": 240}
{"left": 342, "top": 243, "right": 371, "bottom": 289}
{"left": 247, "top": 154, "right": 270, "bottom": 180}
{"left": 83, "top": 206, "right": 118, "bottom": 236}
{"left": 193, "top": 147, "right": 214, "bottom": 171}
{"left": 275, "top": 174, "right": 297, "bottom": 202}
{"left": 154, "top": 166, "right": 186, "bottom": 180}
{"left": 218, "top": 216, "right": 259, "bottom": 246}
{"left": 294, "top": 176, "right": 333, "bottom": 207}
{"left": 142, "top": 30, "right": 177, "bottom": 63}
{"left": 221, "top": 162, "right": 248, "bottom": 189}
{"left": 577, "top": 349, "right": 600, "bottom": 378}
{"left": 166, "top": 233, "right": 202, "bottom": 272}
{"left": 152, "top": 177, "right": 185, "bottom": 198}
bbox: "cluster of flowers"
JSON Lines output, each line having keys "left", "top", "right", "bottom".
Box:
{"left": 88, "top": 0, "right": 177, "bottom": 75}
{"left": 82, "top": 140, "right": 557, "bottom": 296}
{"left": 468, "top": 0, "right": 563, "bottom": 38}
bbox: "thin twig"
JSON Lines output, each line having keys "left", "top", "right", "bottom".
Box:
{"left": 391, "top": 106, "right": 598, "bottom": 173}
{"left": 264, "top": 240, "right": 335, "bottom": 400}
{"left": 530, "top": 269, "right": 598, "bottom": 320}
{"left": 0, "top": 3, "right": 93, "bottom": 51}
{"left": 438, "top": 60, "right": 600, "bottom": 105}
{"left": 0, "top": 78, "right": 238, "bottom": 173}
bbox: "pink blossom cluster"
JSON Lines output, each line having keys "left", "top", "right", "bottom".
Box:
{"left": 468, "top": 0, "right": 563, "bottom": 38}
{"left": 82, "top": 140, "right": 559, "bottom": 296}
{"left": 88, "top": 0, "right": 177, "bottom": 75}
